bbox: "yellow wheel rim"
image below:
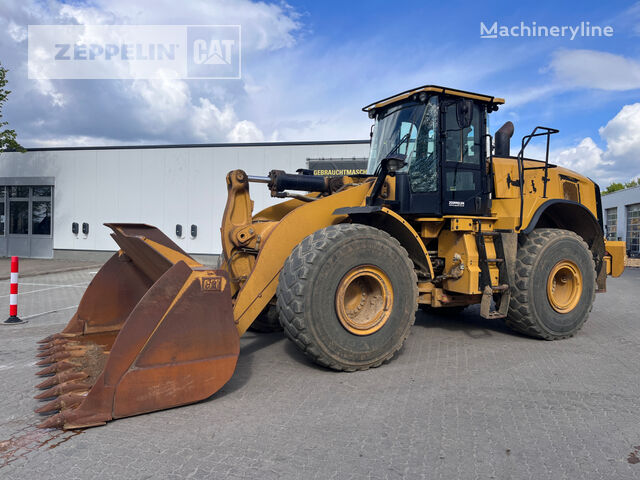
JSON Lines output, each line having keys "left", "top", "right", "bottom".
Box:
{"left": 335, "top": 265, "right": 393, "bottom": 336}
{"left": 546, "top": 260, "right": 583, "bottom": 314}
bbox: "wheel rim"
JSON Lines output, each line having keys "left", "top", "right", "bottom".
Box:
{"left": 546, "top": 260, "right": 583, "bottom": 314}
{"left": 335, "top": 265, "right": 393, "bottom": 336}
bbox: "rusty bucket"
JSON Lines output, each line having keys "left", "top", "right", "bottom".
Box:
{"left": 34, "top": 224, "right": 239, "bottom": 429}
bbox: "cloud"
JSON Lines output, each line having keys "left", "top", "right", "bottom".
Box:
{"left": 7, "top": 21, "right": 27, "bottom": 42}
{"left": 599, "top": 102, "right": 640, "bottom": 158}
{"left": 227, "top": 120, "right": 264, "bottom": 142}
{"left": 549, "top": 49, "right": 640, "bottom": 90}
{"left": 0, "top": 0, "right": 301, "bottom": 146}
{"left": 553, "top": 137, "right": 609, "bottom": 178}
{"left": 56, "top": 0, "right": 301, "bottom": 52}
{"left": 552, "top": 103, "right": 640, "bottom": 185}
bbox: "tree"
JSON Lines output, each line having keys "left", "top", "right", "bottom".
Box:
{"left": 624, "top": 178, "right": 639, "bottom": 189}
{"left": 0, "top": 62, "right": 24, "bottom": 153}
{"left": 602, "top": 182, "right": 625, "bottom": 195}
{"left": 602, "top": 177, "right": 640, "bottom": 195}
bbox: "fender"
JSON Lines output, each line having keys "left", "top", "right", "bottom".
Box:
{"left": 333, "top": 206, "right": 434, "bottom": 279}
{"left": 522, "top": 199, "right": 606, "bottom": 279}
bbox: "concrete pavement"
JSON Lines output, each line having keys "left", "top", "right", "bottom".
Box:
{"left": 0, "top": 268, "right": 639, "bottom": 479}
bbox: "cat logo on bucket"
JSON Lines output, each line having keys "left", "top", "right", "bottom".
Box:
{"left": 201, "top": 276, "right": 224, "bottom": 292}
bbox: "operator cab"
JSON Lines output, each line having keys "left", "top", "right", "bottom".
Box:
{"left": 363, "top": 85, "right": 504, "bottom": 216}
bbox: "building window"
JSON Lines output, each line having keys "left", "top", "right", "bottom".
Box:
{"left": 627, "top": 203, "right": 640, "bottom": 257}
{"left": 32, "top": 187, "right": 52, "bottom": 235}
{"left": 3, "top": 186, "right": 53, "bottom": 237}
{"left": 605, "top": 207, "right": 617, "bottom": 240}
{"left": 9, "top": 187, "right": 29, "bottom": 235}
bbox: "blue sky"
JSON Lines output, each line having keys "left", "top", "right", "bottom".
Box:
{"left": 1, "top": 0, "right": 639, "bottom": 185}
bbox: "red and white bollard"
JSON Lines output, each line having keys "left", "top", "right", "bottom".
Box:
{"left": 4, "top": 256, "right": 26, "bottom": 325}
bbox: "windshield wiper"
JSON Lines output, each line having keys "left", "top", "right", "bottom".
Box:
{"left": 375, "top": 132, "right": 411, "bottom": 176}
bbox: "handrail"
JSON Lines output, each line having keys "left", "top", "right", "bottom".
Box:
{"left": 515, "top": 126, "right": 559, "bottom": 230}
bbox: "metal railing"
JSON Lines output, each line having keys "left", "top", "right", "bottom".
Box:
{"left": 515, "top": 126, "right": 559, "bottom": 230}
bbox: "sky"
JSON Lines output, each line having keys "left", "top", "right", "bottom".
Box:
{"left": 0, "top": 0, "right": 639, "bottom": 187}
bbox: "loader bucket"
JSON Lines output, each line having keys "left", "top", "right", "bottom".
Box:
{"left": 34, "top": 224, "right": 239, "bottom": 429}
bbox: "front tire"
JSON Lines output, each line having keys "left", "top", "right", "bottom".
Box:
{"left": 506, "top": 228, "right": 596, "bottom": 340}
{"left": 277, "top": 224, "right": 418, "bottom": 371}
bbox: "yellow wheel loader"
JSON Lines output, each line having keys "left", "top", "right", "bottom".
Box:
{"left": 34, "top": 85, "right": 626, "bottom": 429}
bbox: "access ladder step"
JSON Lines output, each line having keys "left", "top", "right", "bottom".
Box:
{"left": 479, "top": 284, "right": 511, "bottom": 320}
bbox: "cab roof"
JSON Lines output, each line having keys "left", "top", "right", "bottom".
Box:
{"left": 362, "top": 85, "right": 505, "bottom": 112}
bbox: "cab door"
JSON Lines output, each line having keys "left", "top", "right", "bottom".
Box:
{"left": 441, "top": 99, "right": 490, "bottom": 216}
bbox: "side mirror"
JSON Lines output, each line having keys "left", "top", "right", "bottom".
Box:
{"left": 456, "top": 99, "right": 474, "bottom": 129}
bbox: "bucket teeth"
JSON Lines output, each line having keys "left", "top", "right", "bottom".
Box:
{"left": 37, "top": 412, "right": 66, "bottom": 429}
{"left": 35, "top": 371, "right": 88, "bottom": 390}
{"left": 37, "top": 344, "right": 85, "bottom": 357}
{"left": 37, "top": 334, "right": 57, "bottom": 344}
{"left": 35, "top": 393, "right": 86, "bottom": 414}
{"left": 36, "top": 352, "right": 70, "bottom": 366}
{"left": 37, "top": 333, "right": 75, "bottom": 344}
{"left": 37, "top": 346, "right": 65, "bottom": 357}
{"left": 38, "top": 338, "right": 75, "bottom": 351}
{"left": 35, "top": 360, "right": 77, "bottom": 376}
{"left": 34, "top": 381, "right": 92, "bottom": 400}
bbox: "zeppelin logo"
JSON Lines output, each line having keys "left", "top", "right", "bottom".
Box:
{"left": 448, "top": 201, "right": 465, "bottom": 207}
{"left": 201, "top": 276, "right": 223, "bottom": 292}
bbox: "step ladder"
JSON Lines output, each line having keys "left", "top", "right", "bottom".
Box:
{"left": 474, "top": 229, "right": 511, "bottom": 319}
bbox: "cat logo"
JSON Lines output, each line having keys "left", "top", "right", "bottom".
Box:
{"left": 200, "top": 276, "right": 224, "bottom": 292}
{"left": 193, "top": 39, "right": 235, "bottom": 65}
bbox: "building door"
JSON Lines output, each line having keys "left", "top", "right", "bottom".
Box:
{"left": 605, "top": 207, "right": 618, "bottom": 241}
{"left": 0, "top": 185, "right": 54, "bottom": 258}
{"left": 627, "top": 203, "right": 640, "bottom": 258}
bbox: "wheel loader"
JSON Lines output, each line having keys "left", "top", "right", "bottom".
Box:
{"left": 34, "top": 85, "right": 626, "bottom": 429}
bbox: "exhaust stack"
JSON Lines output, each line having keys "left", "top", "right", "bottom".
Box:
{"left": 495, "top": 121, "right": 514, "bottom": 157}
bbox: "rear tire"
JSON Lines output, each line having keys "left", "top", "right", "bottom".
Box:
{"left": 277, "top": 223, "right": 418, "bottom": 371}
{"left": 506, "top": 228, "right": 596, "bottom": 340}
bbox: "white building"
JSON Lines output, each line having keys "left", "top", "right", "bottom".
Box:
{"left": 0, "top": 140, "right": 370, "bottom": 259}
{"left": 601, "top": 185, "right": 640, "bottom": 257}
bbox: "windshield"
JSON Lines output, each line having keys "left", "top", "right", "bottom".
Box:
{"left": 367, "top": 101, "right": 425, "bottom": 174}
{"left": 367, "top": 97, "right": 440, "bottom": 193}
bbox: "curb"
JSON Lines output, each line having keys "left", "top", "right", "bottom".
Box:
{"left": 0, "top": 264, "right": 103, "bottom": 281}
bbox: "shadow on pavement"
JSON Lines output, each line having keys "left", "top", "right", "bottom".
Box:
{"left": 414, "top": 304, "right": 521, "bottom": 339}
{"left": 208, "top": 331, "right": 285, "bottom": 400}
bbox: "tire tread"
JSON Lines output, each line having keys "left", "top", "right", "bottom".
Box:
{"left": 277, "top": 223, "right": 418, "bottom": 371}
{"left": 506, "top": 228, "right": 595, "bottom": 340}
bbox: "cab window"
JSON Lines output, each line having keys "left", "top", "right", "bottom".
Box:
{"left": 444, "top": 102, "right": 482, "bottom": 165}
{"left": 443, "top": 101, "right": 482, "bottom": 192}
{"left": 408, "top": 97, "right": 439, "bottom": 193}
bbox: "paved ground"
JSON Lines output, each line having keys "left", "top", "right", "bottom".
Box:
{"left": 0, "top": 258, "right": 104, "bottom": 280}
{"left": 0, "top": 267, "right": 639, "bottom": 479}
